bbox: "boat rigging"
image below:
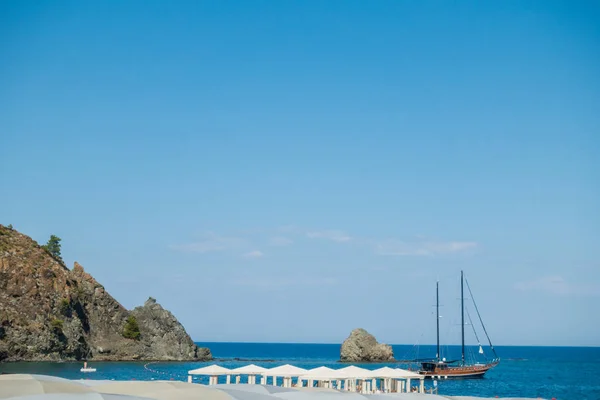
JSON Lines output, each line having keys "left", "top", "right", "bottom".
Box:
{"left": 418, "top": 271, "right": 499, "bottom": 378}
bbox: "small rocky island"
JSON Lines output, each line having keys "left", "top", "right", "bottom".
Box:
{"left": 340, "top": 328, "right": 395, "bottom": 362}
{"left": 0, "top": 224, "right": 211, "bottom": 362}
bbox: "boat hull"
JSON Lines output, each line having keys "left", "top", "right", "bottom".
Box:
{"left": 419, "top": 362, "right": 498, "bottom": 379}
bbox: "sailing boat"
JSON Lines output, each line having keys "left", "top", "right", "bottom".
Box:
{"left": 418, "top": 271, "right": 500, "bottom": 378}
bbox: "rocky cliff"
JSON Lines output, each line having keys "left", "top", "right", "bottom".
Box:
{"left": 0, "top": 224, "right": 211, "bottom": 362}
{"left": 340, "top": 328, "right": 394, "bottom": 362}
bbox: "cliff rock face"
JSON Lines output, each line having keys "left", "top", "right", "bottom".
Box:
{"left": 340, "top": 328, "right": 394, "bottom": 362}
{"left": 128, "top": 297, "right": 211, "bottom": 361}
{"left": 0, "top": 225, "right": 211, "bottom": 362}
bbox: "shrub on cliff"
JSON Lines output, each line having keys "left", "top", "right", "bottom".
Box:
{"left": 59, "top": 298, "right": 72, "bottom": 317}
{"left": 123, "top": 316, "right": 141, "bottom": 340}
{"left": 51, "top": 318, "right": 64, "bottom": 332}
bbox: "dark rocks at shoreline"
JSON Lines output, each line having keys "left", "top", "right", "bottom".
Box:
{"left": 0, "top": 224, "right": 211, "bottom": 362}
{"left": 340, "top": 328, "right": 394, "bottom": 362}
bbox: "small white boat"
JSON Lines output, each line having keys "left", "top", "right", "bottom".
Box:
{"left": 80, "top": 361, "right": 96, "bottom": 373}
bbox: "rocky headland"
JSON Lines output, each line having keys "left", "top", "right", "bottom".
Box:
{"left": 340, "top": 328, "right": 394, "bottom": 362}
{"left": 0, "top": 224, "right": 211, "bottom": 362}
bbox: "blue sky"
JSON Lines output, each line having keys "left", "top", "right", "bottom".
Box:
{"left": 1, "top": 1, "right": 599, "bottom": 347}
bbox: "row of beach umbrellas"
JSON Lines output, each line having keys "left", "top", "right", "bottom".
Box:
{"left": 188, "top": 364, "right": 423, "bottom": 381}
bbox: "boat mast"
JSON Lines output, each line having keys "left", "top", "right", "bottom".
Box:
{"left": 461, "top": 270, "right": 465, "bottom": 366}
{"left": 436, "top": 280, "right": 440, "bottom": 361}
{"left": 465, "top": 277, "right": 499, "bottom": 360}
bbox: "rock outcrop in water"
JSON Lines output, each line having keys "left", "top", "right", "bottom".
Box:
{"left": 0, "top": 224, "right": 211, "bottom": 362}
{"left": 340, "top": 328, "right": 394, "bottom": 362}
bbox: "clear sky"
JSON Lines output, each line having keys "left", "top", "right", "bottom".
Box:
{"left": 1, "top": 1, "right": 599, "bottom": 347}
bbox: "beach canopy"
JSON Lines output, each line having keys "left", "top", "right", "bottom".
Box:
{"left": 92, "top": 380, "right": 279, "bottom": 400}
{"left": 0, "top": 374, "right": 93, "bottom": 399}
{"left": 5, "top": 393, "right": 155, "bottom": 400}
{"left": 369, "top": 367, "right": 397, "bottom": 378}
{"left": 336, "top": 366, "right": 374, "bottom": 379}
{"left": 0, "top": 374, "right": 150, "bottom": 400}
{"left": 393, "top": 368, "right": 422, "bottom": 378}
{"left": 214, "top": 384, "right": 297, "bottom": 395}
{"left": 90, "top": 381, "right": 199, "bottom": 394}
{"left": 261, "top": 365, "right": 308, "bottom": 376}
{"left": 298, "top": 367, "right": 341, "bottom": 380}
{"left": 87, "top": 380, "right": 282, "bottom": 400}
{"left": 370, "top": 367, "right": 421, "bottom": 379}
{"left": 231, "top": 364, "right": 268, "bottom": 374}
{"left": 188, "top": 364, "right": 232, "bottom": 375}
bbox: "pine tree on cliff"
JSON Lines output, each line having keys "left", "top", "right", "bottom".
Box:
{"left": 42, "top": 235, "right": 64, "bottom": 264}
{"left": 123, "top": 316, "right": 141, "bottom": 340}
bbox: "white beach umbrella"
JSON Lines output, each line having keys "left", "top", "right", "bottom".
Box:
{"left": 93, "top": 381, "right": 286, "bottom": 400}
{"left": 188, "top": 365, "right": 232, "bottom": 376}
{"left": 91, "top": 381, "right": 195, "bottom": 394}
{"left": 369, "top": 367, "right": 397, "bottom": 378}
{"left": 213, "top": 385, "right": 297, "bottom": 395}
{"left": 336, "top": 366, "right": 375, "bottom": 379}
{"left": 393, "top": 368, "right": 422, "bottom": 378}
{"left": 231, "top": 365, "right": 268, "bottom": 384}
{"left": 188, "top": 364, "right": 232, "bottom": 385}
{"left": 92, "top": 381, "right": 274, "bottom": 400}
{"left": 0, "top": 374, "right": 93, "bottom": 399}
{"left": 261, "top": 365, "right": 307, "bottom": 377}
{"left": 262, "top": 365, "right": 308, "bottom": 387}
{"left": 4, "top": 394, "right": 154, "bottom": 400}
{"left": 298, "top": 367, "right": 343, "bottom": 381}
{"left": 231, "top": 365, "right": 268, "bottom": 375}
{"left": 271, "top": 390, "right": 366, "bottom": 400}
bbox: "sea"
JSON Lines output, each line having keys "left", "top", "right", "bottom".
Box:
{"left": 1, "top": 343, "right": 599, "bottom": 400}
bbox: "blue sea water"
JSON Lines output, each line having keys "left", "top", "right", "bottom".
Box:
{"left": 1, "top": 343, "right": 599, "bottom": 400}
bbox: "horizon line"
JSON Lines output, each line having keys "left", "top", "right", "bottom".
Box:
{"left": 193, "top": 340, "right": 600, "bottom": 348}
